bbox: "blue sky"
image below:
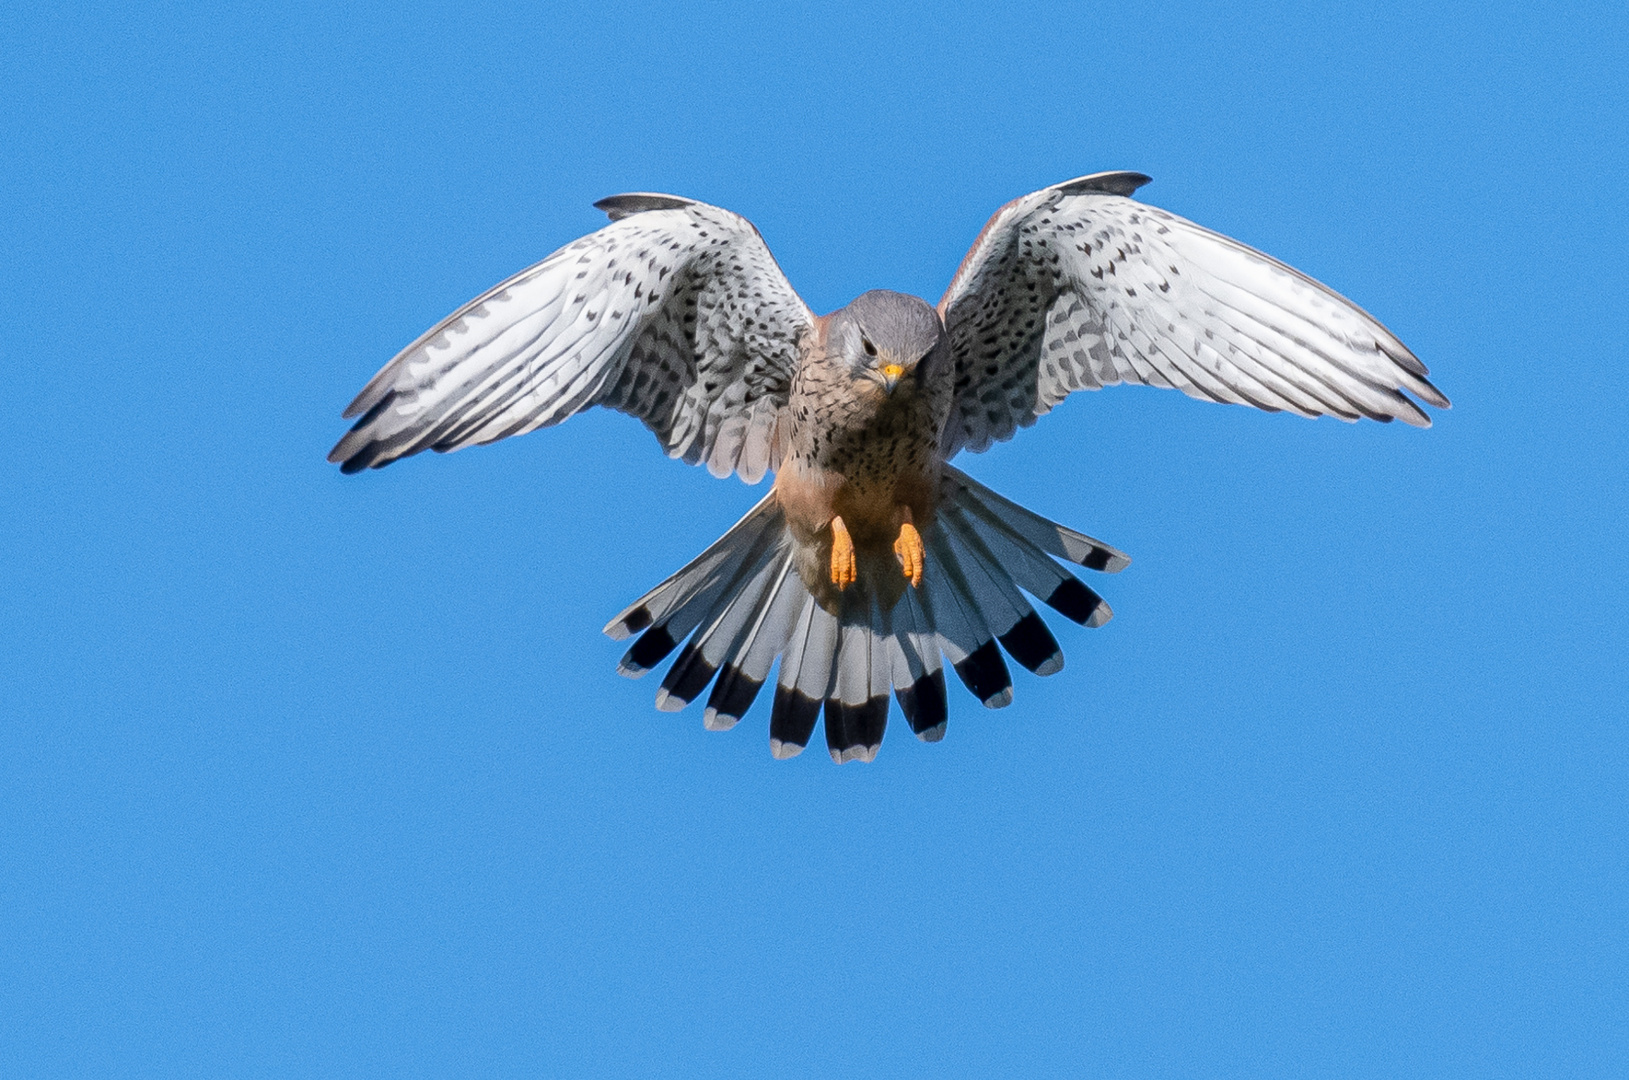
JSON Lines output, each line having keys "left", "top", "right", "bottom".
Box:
{"left": 3, "top": 1, "right": 1625, "bottom": 1076}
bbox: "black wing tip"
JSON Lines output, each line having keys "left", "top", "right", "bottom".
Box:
{"left": 593, "top": 193, "right": 697, "bottom": 221}
{"left": 1413, "top": 377, "right": 1452, "bottom": 412}
{"left": 331, "top": 440, "right": 414, "bottom": 474}
{"left": 1055, "top": 171, "right": 1154, "bottom": 198}
{"left": 329, "top": 392, "right": 404, "bottom": 473}
{"left": 340, "top": 385, "right": 385, "bottom": 421}
{"left": 330, "top": 438, "right": 386, "bottom": 474}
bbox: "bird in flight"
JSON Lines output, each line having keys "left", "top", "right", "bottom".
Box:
{"left": 329, "top": 172, "right": 1447, "bottom": 763}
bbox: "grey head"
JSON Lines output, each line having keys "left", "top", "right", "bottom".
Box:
{"left": 827, "top": 290, "right": 946, "bottom": 394}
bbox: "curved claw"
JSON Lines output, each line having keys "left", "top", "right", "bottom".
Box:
{"left": 830, "top": 516, "right": 857, "bottom": 589}
{"left": 894, "top": 521, "right": 924, "bottom": 588}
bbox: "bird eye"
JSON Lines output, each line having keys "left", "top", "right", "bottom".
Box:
{"left": 861, "top": 337, "right": 877, "bottom": 357}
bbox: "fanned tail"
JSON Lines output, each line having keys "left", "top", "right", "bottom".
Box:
{"left": 603, "top": 492, "right": 785, "bottom": 668}
{"left": 604, "top": 465, "right": 1128, "bottom": 762}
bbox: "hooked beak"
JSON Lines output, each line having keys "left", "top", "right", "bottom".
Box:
{"left": 881, "top": 363, "right": 905, "bottom": 394}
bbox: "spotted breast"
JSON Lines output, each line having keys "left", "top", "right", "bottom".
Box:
{"left": 774, "top": 291, "right": 953, "bottom": 610}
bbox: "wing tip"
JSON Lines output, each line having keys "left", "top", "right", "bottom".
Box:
{"left": 593, "top": 193, "right": 697, "bottom": 221}
{"left": 1414, "top": 381, "right": 1452, "bottom": 412}
{"left": 328, "top": 436, "right": 408, "bottom": 474}
{"left": 327, "top": 436, "right": 380, "bottom": 474}
{"left": 1054, "top": 171, "right": 1154, "bottom": 197}
{"left": 1394, "top": 386, "right": 1450, "bottom": 427}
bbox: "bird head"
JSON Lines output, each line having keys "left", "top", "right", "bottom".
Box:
{"left": 831, "top": 290, "right": 945, "bottom": 395}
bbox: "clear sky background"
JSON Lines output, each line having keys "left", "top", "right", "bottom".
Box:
{"left": 3, "top": 2, "right": 1626, "bottom": 1076}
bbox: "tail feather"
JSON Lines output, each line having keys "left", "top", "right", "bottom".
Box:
{"left": 602, "top": 467, "right": 1128, "bottom": 761}
{"left": 942, "top": 500, "right": 1112, "bottom": 628}
{"left": 704, "top": 559, "right": 806, "bottom": 730}
{"left": 792, "top": 602, "right": 841, "bottom": 702}
{"left": 891, "top": 587, "right": 948, "bottom": 742}
{"left": 938, "top": 509, "right": 1064, "bottom": 676}
{"left": 942, "top": 466, "right": 1130, "bottom": 573}
{"left": 604, "top": 492, "right": 782, "bottom": 642}
{"left": 824, "top": 593, "right": 891, "bottom": 763}
{"left": 868, "top": 598, "right": 894, "bottom": 705}
{"left": 615, "top": 499, "right": 784, "bottom": 677}
{"left": 655, "top": 546, "right": 791, "bottom": 712}
{"left": 768, "top": 596, "right": 829, "bottom": 759}
{"left": 936, "top": 517, "right": 1059, "bottom": 676}
{"left": 921, "top": 528, "right": 1015, "bottom": 709}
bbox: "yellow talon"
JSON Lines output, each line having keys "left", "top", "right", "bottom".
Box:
{"left": 830, "top": 516, "right": 857, "bottom": 588}
{"left": 894, "top": 521, "right": 924, "bottom": 588}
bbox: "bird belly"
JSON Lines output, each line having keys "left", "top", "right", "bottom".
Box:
{"left": 776, "top": 426, "right": 938, "bottom": 542}
{"left": 774, "top": 425, "right": 939, "bottom": 610}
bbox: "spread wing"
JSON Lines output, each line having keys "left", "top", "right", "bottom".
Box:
{"left": 936, "top": 172, "right": 1449, "bottom": 455}
{"left": 329, "top": 194, "right": 815, "bottom": 483}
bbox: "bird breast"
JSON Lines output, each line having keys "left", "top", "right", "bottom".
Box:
{"left": 776, "top": 356, "right": 948, "bottom": 555}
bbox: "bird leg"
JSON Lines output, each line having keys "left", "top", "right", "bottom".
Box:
{"left": 829, "top": 515, "right": 857, "bottom": 588}
{"left": 894, "top": 507, "right": 924, "bottom": 589}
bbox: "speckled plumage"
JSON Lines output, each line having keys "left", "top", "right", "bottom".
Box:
{"left": 330, "top": 172, "right": 1447, "bottom": 762}
{"left": 775, "top": 291, "right": 953, "bottom": 612}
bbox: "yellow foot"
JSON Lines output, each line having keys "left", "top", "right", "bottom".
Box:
{"left": 830, "top": 516, "right": 857, "bottom": 589}
{"left": 894, "top": 521, "right": 924, "bottom": 588}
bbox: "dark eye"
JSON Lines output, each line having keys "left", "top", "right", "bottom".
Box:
{"left": 861, "top": 337, "right": 877, "bottom": 357}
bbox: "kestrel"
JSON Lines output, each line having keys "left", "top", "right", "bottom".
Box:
{"left": 330, "top": 172, "right": 1447, "bottom": 763}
